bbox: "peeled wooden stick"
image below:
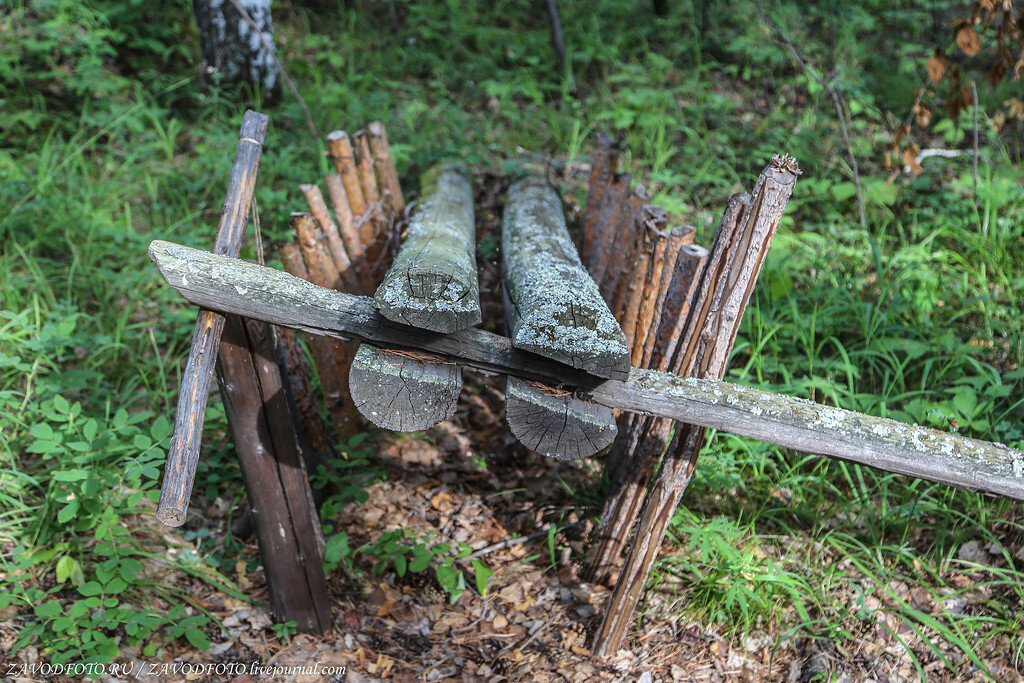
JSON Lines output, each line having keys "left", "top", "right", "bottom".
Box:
{"left": 349, "top": 345, "right": 461, "bottom": 432}
{"left": 367, "top": 121, "right": 405, "bottom": 220}
{"left": 323, "top": 173, "right": 374, "bottom": 293}
{"left": 502, "top": 177, "right": 631, "bottom": 381}
{"left": 290, "top": 213, "right": 358, "bottom": 435}
{"left": 158, "top": 109, "right": 268, "bottom": 527}
{"left": 353, "top": 130, "right": 388, "bottom": 278}
{"left": 374, "top": 163, "right": 480, "bottom": 334}
{"left": 327, "top": 131, "right": 369, "bottom": 225}
{"left": 505, "top": 377, "right": 617, "bottom": 461}
{"left": 299, "top": 183, "right": 359, "bottom": 292}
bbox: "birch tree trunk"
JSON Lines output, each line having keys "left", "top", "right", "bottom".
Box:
{"left": 193, "top": 0, "right": 279, "bottom": 96}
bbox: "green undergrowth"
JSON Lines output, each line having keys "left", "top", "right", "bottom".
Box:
{"left": 3, "top": 0, "right": 1023, "bottom": 675}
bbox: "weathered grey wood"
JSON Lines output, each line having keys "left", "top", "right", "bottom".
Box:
{"left": 158, "top": 110, "right": 268, "bottom": 528}
{"left": 374, "top": 163, "right": 481, "bottom": 333}
{"left": 502, "top": 177, "right": 630, "bottom": 380}
{"left": 349, "top": 344, "right": 462, "bottom": 432}
{"left": 505, "top": 377, "right": 616, "bottom": 461}
{"left": 150, "top": 239, "right": 1024, "bottom": 502}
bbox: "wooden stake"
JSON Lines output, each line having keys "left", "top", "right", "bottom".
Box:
{"left": 217, "top": 314, "right": 332, "bottom": 633}
{"left": 323, "top": 173, "right": 374, "bottom": 293}
{"left": 326, "top": 131, "right": 371, "bottom": 248}
{"left": 353, "top": 131, "right": 388, "bottom": 277}
{"left": 158, "top": 110, "right": 268, "bottom": 528}
{"left": 291, "top": 213, "right": 358, "bottom": 435}
{"left": 367, "top": 121, "right": 405, "bottom": 219}
{"left": 587, "top": 172, "right": 632, "bottom": 294}
{"left": 582, "top": 133, "right": 620, "bottom": 265}
{"left": 299, "top": 183, "right": 359, "bottom": 293}
{"left": 591, "top": 155, "right": 802, "bottom": 658}
{"left": 641, "top": 225, "right": 696, "bottom": 369}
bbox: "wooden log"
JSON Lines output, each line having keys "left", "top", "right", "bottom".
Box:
{"left": 158, "top": 109, "right": 268, "bottom": 528}
{"left": 505, "top": 377, "right": 616, "bottom": 461}
{"left": 323, "top": 173, "right": 374, "bottom": 293}
{"left": 290, "top": 213, "right": 359, "bottom": 435}
{"left": 150, "top": 239, "right": 1024, "bottom": 504}
{"left": 374, "top": 162, "right": 481, "bottom": 333}
{"left": 299, "top": 183, "right": 360, "bottom": 292}
{"left": 502, "top": 177, "right": 631, "bottom": 381}
{"left": 587, "top": 172, "right": 632, "bottom": 294}
{"left": 648, "top": 243, "right": 713, "bottom": 373}
{"left": 591, "top": 154, "right": 801, "bottom": 658}
{"left": 582, "top": 133, "right": 620, "bottom": 266}
{"left": 217, "top": 314, "right": 332, "bottom": 633}
{"left": 367, "top": 121, "right": 405, "bottom": 219}
{"left": 349, "top": 344, "right": 462, "bottom": 432}
{"left": 605, "top": 190, "right": 647, "bottom": 317}
{"left": 620, "top": 206, "right": 668, "bottom": 353}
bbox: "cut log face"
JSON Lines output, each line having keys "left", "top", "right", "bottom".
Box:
{"left": 502, "top": 177, "right": 630, "bottom": 381}
{"left": 349, "top": 344, "right": 462, "bottom": 432}
{"left": 505, "top": 377, "right": 617, "bottom": 461}
{"left": 373, "top": 163, "right": 481, "bottom": 333}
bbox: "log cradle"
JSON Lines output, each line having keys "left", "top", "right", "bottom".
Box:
{"left": 153, "top": 112, "right": 1024, "bottom": 654}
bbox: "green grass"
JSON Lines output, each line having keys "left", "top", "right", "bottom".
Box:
{"left": 3, "top": 0, "right": 1023, "bottom": 675}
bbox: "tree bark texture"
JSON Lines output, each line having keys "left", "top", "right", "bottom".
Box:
{"left": 193, "top": 0, "right": 278, "bottom": 94}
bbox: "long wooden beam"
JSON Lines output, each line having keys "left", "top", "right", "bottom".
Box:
{"left": 149, "top": 239, "right": 1024, "bottom": 502}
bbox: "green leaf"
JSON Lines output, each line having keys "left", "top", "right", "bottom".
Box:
{"left": 185, "top": 628, "right": 210, "bottom": 649}
{"left": 104, "top": 578, "right": 128, "bottom": 594}
{"left": 53, "top": 394, "right": 70, "bottom": 414}
{"left": 133, "top": 434, "right": 152, "bottom": 450}
{"left": 78, "top": 581, "right": 103, "bottom": 596}
{"left": 56, "top": 556, "right": 78, "bottom": 584}
{"left": 34, "top": 600, "right": 62, "bottom": 619}
{"left": 57, "top": 501, "right": 80, "bottom": 524}
{"left": 52, "top": 470, "right": 88, "bottom": 482}
{"left": 29, "top": 423, "right": 54, "bottom": 440}
{"left": 83, "top": 418, "right": 99, "bottom": 443}
{"left": 471, "top": 560, "right": 493, "bottom": 596}
{"left": 409, "top": 552, "right": 432, "bottom": 573}
{"left": 151, "top": 415, "right": 171, "bottom": 442}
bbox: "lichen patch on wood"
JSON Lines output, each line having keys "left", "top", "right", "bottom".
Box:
{"left": 502, "top": 177, "right": 630, "bottom": 380}
{"left": 373, "top": 163, "right": 481, "bottom": 333}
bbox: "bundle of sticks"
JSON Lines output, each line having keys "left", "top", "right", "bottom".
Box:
{"left": 578, "top": 134, "right": 799, "bottom": 655}
{"left": 276, "top": 122, "right": 406, "bottom": 443}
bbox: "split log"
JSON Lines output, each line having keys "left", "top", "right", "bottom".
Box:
{"left": 505, "top": 377, "right": 616, "bottom": 461}
{"left": 373, "top": 163, "right": 481, "bottom": 333}
{"left": 586, "top": 171, "right": 632, "bottom": 295}
{"left": 150, "top": 238, "right": 1024, "bottom": 505}
{"left": 217, "top": 314, "right": 331, "bottom": 632}
{"left": 353, "top": 130, "right": 388, "bottom": 275}
{"left": 299, "top": 183, "right": 359, "bottom": 292}
{"left": 327, "top": 131, "right": 372, "bottom": 249}
{"left": 502, "top": 177, "right": 630, "bottom": 381}
{"left": 639, "top": 226, "right": 697, "bottom": 368}
{"left": 158, "top": 109, "right": 268, "bottom": 527}
{"left": 591, "top": 155, "right": 800, "bottom": 657}
{"left": 349, "top": 344, "right": 461, "bottom": 432}
{"left": 323, "top": 173, "right": 374, "bottom": 292}
{"left": 367, "top": 121, "right": 405, "bottom": 219}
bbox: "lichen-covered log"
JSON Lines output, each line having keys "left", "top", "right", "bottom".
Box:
{"left": 373, "top": 163, "right": 481, "bottom": 333}
{"left": 349, "top": 344, "right": 461, "bottom": 432}
{"left": 505, "top": 378, "right": 616, "bottom": 461}
{"left": 502, "top": 177, "right": 630, "bottom": 380}
{"left": 150, "top": 239, "right": 1024, "bottom": 503}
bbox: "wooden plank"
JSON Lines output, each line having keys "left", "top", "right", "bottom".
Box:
{"left": 505, "top": 377, "right": 616, "bottom": 461}
{"left": 349, "top": 344, "right": 461, "bottom": 432}
{"left": 217, "top": 315, "right": 331, "bottom": 633}
{"left": 149, "top": 239, "right": 1024, "bottom": 503}
{"left": 374, "top": 162, "right": 481, "bottom": 333}
{"left": 502, "top": 177, "right": 631, "bottom": 380}
{"left": 158, "top": 110, "right": 268, "bottom": 528}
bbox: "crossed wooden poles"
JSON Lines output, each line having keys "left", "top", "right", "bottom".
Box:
{"left": 156, "top": 112, "right": 1024, "bottom": 656}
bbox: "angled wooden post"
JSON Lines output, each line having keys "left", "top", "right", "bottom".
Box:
{"left": 158, "top": 110, "right": 269, "bottom": 527}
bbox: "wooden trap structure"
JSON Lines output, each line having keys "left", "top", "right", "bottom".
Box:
{"left": 156, "top": 111, "right": 1024, "bottom": 656}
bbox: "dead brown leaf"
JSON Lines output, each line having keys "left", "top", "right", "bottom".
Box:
{"left": 957, "top": 26, "right": 981, "bottom": 56}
